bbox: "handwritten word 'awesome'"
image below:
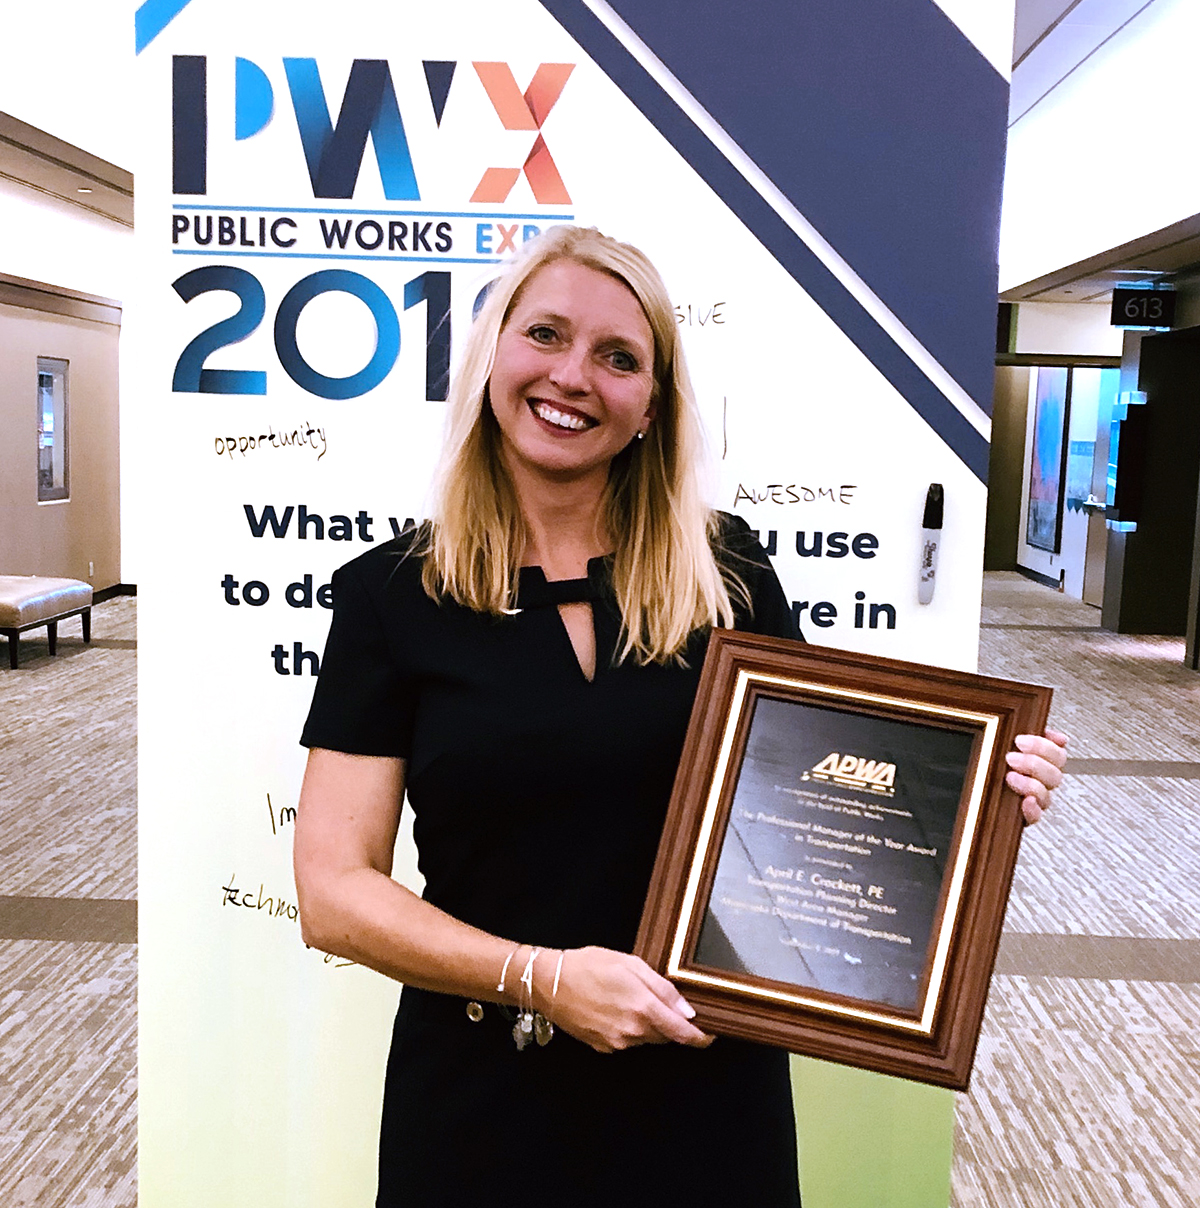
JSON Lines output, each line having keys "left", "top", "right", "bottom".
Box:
{"left": 734, "top": 484, "right": 857, "bottom": 506}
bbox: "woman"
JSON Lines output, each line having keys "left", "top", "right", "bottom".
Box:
{"left": 294, "top": 225, "right": 1066, "bottom": 1206}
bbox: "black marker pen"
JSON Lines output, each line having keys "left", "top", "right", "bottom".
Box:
{"left": 918, "top": 484, "right": 943, "bottom": 604}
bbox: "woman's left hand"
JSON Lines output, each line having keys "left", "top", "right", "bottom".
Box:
{"left": 1005, "top": 727, "right": 1068, "bottom": 825}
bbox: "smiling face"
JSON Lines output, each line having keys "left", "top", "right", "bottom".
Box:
{"left": 487, "top": 258, "right": 657, "bottom": 490}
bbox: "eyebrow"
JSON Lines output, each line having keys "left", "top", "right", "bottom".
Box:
{"left": 522, "top": 310, "right": 571, "bottom": 327}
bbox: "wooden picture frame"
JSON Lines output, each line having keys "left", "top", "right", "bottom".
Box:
{"left": 635, "top": 631, "right": 1052, "bottom": 1090}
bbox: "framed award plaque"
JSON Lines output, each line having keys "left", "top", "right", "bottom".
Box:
{"left": 635, "top": 631, "right": 1053, "bottom": 1090}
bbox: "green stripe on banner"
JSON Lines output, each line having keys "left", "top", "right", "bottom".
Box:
{"left": 792, "top": 1057, "right": 955, "bottom": 1207}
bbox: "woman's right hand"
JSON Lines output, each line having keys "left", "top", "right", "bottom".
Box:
{"left": 544, "top": 946, "right": 713, "bottom": 1053}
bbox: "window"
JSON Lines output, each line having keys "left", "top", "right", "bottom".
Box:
{"left": 37, "top": 357, "right": 69, "bottom": 502}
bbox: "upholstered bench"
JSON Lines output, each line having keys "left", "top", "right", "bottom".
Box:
{"left": 0, "top": 576, "right": 93, "bottom": 669}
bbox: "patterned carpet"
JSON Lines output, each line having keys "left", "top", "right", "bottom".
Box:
{"left": 955, "top": 574, "right": 1200, "bottom": 1208}
{"left": 0, "top": 598, "right": 136, "bottom": 1208}
{"left": 1, "top": 582, "right": 1197, "bottom": 1207}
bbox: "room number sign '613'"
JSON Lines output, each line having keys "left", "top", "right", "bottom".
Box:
{"left": 1109, "top": 286, "right": 1175, "bottom": 330}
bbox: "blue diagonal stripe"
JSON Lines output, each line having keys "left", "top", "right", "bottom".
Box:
{"left": 538, "top": 0, "right": 991, "bottom": 482}
{"left": 135, "top": 0, "right": 196, "bottom": 54}
{"left": 603, "top": 0, "right": 1006, "bottom": 418}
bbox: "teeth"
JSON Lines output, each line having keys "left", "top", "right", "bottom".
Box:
{"left": 533, "top": 401, "right": 591, "bottom": 431}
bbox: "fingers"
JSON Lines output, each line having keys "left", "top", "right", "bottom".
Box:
{"left": 1007, "top": 735, "right": 1064, "bottom": 794}
{"left": 1005, "top": 750, "right": 1063, "bottom": 792}
{"left": 1006, "top": 730, "right": 1068, "bottom": 826}
{"left": 1005, "top": 771, "right": 1046, "bottom": 825}
{"left": 1012, "top": 732, "right": 1068, "bottom": 773}
{"left": 553, "top": 948, "right": 713, "bottom": 1053}
{"left": 1044, "top": 726, "right": 1070, "bottom": 749}
{"left": 632, "top": 959, "right": 696, "bottom": 1020}
{"left": 1000, "top": 729, "right": 1068, "bottom": 826}
{"left": 637, "top": 997, "right": 714, "bottom": 1048}
{"left": 631, "top": 961, "right": 713, "bottom": 1048}
{"left": 1005, "top": 761, "right": 1056, "bottom": 808}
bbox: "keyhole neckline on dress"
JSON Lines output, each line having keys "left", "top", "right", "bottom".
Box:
{"left": 516, "top": 559, "right": 610, "bottom": 683}
{"left": 515, "top": 556, "right": 610, "bottom": 609}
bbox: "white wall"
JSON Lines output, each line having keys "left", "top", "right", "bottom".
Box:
{"left": 1014, "top": 302, "right": 1123, "bottom": 357}
{"left": 1000, "top": 0, "right": 1200, "bottom": 291}
{"left": 0, "top": 177, "right": 133, "bottom": 302}
{"left": 0, "top": 0, "right": 135, "bottom": 302}
{"left": 0, "top": 0, "right": 135, "bottom": 173}
{"left": 0, "top": 2, "right": 137, "bottom": 582}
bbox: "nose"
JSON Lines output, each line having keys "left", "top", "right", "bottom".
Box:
{"left": 546, "top": 342, "right": 590, "bottom": 394}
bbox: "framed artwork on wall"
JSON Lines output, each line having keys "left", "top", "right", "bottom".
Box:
{"left": 1026, "top": 366, "right": 1070, "bottom": 553}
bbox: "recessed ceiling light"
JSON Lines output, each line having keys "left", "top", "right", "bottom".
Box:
{"left": 77, "top": 187, "right": 93, "bottom": 194}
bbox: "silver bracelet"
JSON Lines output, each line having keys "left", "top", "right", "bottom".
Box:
{"left": 496, "top": 943, "right": 522, "bottom": 994}
{"left": 513, "top": 947, "right": 541, "bottom": 1050}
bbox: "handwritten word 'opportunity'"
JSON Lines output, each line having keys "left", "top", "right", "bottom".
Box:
{"left": 216, "top": 423, "right": 327, "bottom": 461}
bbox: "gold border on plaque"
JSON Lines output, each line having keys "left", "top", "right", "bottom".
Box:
{"left": 666, "top": 669, "right": 1000, "bottom": 1035}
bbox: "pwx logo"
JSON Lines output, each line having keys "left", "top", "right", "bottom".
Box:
{"left": 802, "top": 752, "right": 897, "bottom": 797}
{"left": 172, "top": 56, "right": 574, "bottom": 203}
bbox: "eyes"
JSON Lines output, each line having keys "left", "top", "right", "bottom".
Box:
{"left": 523, "top": 324, "right": 643, "bottom": 374}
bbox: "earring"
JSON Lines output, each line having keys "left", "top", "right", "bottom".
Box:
{"left": 636, "top": 430, "right": 645, "bottom": 441}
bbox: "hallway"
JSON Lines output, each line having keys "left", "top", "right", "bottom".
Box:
{"left": 957, "top": 574, "right": 1200, "bottom": 1206}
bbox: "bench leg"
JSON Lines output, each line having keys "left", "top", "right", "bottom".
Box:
{"left": 7, "top": 632, "right": 17, "bottom": 670}
{"left": 82, "top": 607, "right": 92, "bottom": 643}
{"left": 47, "top": 621, "right": 58, "bottom": 657}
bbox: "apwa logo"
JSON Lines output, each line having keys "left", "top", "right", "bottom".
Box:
{"left": 803, "top": 752, "right": 897, "bottom": 797}
{"left": 172, "top": 56, "right": 574, "bottom": 203}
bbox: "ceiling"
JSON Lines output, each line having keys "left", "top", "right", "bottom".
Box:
{"left": 1004, "top": 0, "right": 1200, "bottom": 302}
{"left": 1009, "top": 0, "right": 1156, "bottom": 126}
{"left": 999, "top": 211, "right": 1200, "bottom": 302}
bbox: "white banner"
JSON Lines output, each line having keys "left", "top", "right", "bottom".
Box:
{"left": 131, "top": 2, "right": 990, "bottom": 1202}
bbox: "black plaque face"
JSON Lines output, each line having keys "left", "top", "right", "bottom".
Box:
{"left": 692, "top": 693, "right": 977, "bottom": 1014}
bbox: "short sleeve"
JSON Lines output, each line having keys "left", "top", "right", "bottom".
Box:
{"left": 717, "top": 513, "right": 803, "bottom": 643}
{"left": 299, "top": 559, "right": 416, "bottom": 757}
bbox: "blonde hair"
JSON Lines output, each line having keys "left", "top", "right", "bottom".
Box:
{"left": 422, "top": 225, "right": 746, "bottom": 664}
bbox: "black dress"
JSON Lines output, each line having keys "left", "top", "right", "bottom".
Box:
{"left": 301, "top": 515, "right": 803, "bottom": 1208}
